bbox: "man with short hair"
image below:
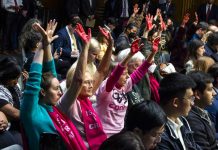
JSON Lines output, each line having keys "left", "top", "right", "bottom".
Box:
{"left": 187, "top": 71, "right": 217, "bottom": 150}
{"left": 53, "top": 16, "right": 83, "bottom": 80}
{"left": 157, "top": 73, "right": 201, "bottom": 150}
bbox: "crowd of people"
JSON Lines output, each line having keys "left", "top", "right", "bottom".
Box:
{"left": 1, "top": 0, "right": 218, "bottom": 150}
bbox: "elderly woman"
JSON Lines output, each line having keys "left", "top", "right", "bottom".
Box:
{"left": 57, "top": 24, "right": 113, "bottom": 150}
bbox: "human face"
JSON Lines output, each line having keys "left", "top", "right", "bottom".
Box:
{"left": 79, "top": 72, "right": 94, "bottom": 97}
{"left": 128, "top": 59, "right": 143, "bottom": 74}
{"left": 208, "top": 0, "right": 214, "bottom": 4}
{"left": 88, "top": 49, "right": 100, "bottom": 63}
{"left": 178, "top": 88, "right": 194, "bottom": 117}
{"left": 44, "top": 78, "right": 62, "bottom": 106}
{"left": 196, "top": 46, "right": 205, "bottom": 57}
{"left": 141, "top": 125, "right": 165, "bottom": 150}
{"left": 117, "top": 69, "right": 129, "bottom": 87}
{"left": 200, "top": 83, "right": 216, "bottom": 106}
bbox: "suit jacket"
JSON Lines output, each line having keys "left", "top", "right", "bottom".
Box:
{"left": 80, "top": 0, "right": 96, "bottom": 18}
{"left": 197, "top": 3, "right": 218, "bottom": 22}
{"left": 105, "top": 0, "right": 133, "bottom": 18}
{"left": 53, "top": 27, "right": 82, "bottom": 59}
{"left": 159, "top": 2, "right": 176, "bottom": 20}
{"left": 156, "top": 117, "right": 202, "bottom": 150}
{"left": 53, "top": 27, "right": 82, "bottom": 79}
{"left": 186, "top": 106, "right": 218, "bottom": 150}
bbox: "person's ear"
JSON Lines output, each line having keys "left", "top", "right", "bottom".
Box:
{"left": 194, "top": 89, "right": 202, "bottom": 100}
{"left": 172, "top": 97, "right": 179, "bottom": 108}
{"left": 133, "top": 127, "right": 143, "bottom": 137}
{"left": 40, "top": 88, "right": 46, "bottom": 97}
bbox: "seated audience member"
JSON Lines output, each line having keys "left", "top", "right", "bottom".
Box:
{"left": 194, "top": 56, "right": 215, "bottom": 73}
{"left": 0, "top": 111, "right": 22, "bottom": 149}
{"left": 53, "top": 16, "right": 83, "bottom": 80}
{"left": 0, "top": 56, "right": 23, "bottom": 147}
{"left": 185, "top": 39, "right": 205, "bottom": 73}
{"left": 207, "top": 64, "right": 218, "bottom": 139}
{"left": 117, "top": 48, "right": 160, "bottom": 106}
{"left": 204, "top": 32, "right": 218, "bottom": 62}
{"left": 21, "top": 20, "right": 87, "bottom": 150}
{"left": 157, "top": 73, "right": 201, "bottom": 150}
{"left": 115, "top": 23, "right": 138, "bottom": 55}
{"left": 187, "top": 71, "right": 217, "bottom": 149}
{"left": 94, "top": 38, "right": 160, "bottom": 137}
{"left": 191, "top": 22, "right": 208, "bottom": 41}
{"left": 125, "top": 100, "right": 167, "bottom": 150}
{"left": 99, "top": 131, "right": 145, "bottom": 150}
{"left": 57, "top": 24, "right": 113, "bottom": 150}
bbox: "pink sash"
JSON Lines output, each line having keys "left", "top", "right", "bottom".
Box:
{"left": 48, "top": 106, "right": 87, "bottom": 150}
{"left": 149, "top": 74, "right": 160, "bottom": 103}
{"left": 79, "top": 97, "right": 107, "bottom": 150}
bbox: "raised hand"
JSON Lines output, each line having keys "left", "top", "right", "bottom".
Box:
{"left": 131, "top": 39, "right": 144, "bottom": 54}
{"left": 194, "top": 12, "right": 199, "bottom": 25}
{"left": 99, "top": 26, "right": 114, "bottom": 46}
{"left": 75, "top": 23, "right": 91, "bottom": 43}
{"left": 32, "top": 19, "right": 58, "bottom": 45}
{"left": 159, "top": 15, "right": 166, "bottom": 31}
{"left": 146, "top": 14, "right": 154, "bottom": 31}
{"left": 181, "top": 13, "right": 190, "bottom": 27}
{"left": 152, "top": 37, "right": 160, "bottom": 53}
{"left": 99, "top": 26, "right": 110, "bottom": 40}
{"left": 133, "top": 4, "right": 140, "bottom": 15}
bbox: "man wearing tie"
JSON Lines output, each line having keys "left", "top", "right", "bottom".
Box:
{"left": 197, "top": 0, "right": 218, "bottom": 23}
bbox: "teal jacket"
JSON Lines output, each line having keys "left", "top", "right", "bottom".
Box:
{"left": 21, "top": 60, "right": 58, "bottom": 150}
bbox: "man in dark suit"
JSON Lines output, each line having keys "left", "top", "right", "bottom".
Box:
{"left": 66, "top": 0, "right": 96, "bottom": 26}
{"left": 197, "top": 0, "right": 218, "bottom": 23}
{"left": 138, "top": 0, "right": 158, "bottom": 16}
{"left": 159, "top": 0, "right": 176, "bottom": 20}
{"left": 53, "top": 16, "right": 83, "bottom": 80}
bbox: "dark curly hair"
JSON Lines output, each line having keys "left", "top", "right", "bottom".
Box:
{"left": 0, "top": 56, "right": 22, "bottom": 85}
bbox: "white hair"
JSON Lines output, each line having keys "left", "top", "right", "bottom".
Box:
{"left": 116, "top": 48, "right": 145, "bottom": 63}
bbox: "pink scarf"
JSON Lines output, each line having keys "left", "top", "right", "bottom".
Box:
{"left": 79, "top": 97, "right": 107, "bottom": 150}
{"left": 149, "top": 74, "right": 160, "bottom": 103}
{"left": 48, "top": 106, "right": 87, "bottom": 150}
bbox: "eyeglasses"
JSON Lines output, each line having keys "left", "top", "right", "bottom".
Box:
{"left": 183, "top": 96, "right": 195, "bottom": 102}
{"left": 83, "top": 80, "right": 94, "bottom": 85}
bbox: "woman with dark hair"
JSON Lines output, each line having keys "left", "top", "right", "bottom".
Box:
{"left": 185, "top": 39, "right": 205, "bottom": 73}
{"left": 125, "top": 100, "right": 167, "bottom": 150}
{"left": 0, "top": 56, "right": 23, "bottom": 148}
{"left": 99, "top": 131, "right": 145, "bottom": 150}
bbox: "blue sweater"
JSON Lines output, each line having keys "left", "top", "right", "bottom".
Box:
{"left": 21, "top": 60, "right": 57, "bottom": 150}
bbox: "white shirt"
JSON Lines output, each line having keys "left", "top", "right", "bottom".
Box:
{"left": 168, "top": 118, "right": 186, "bottom": 150}
{"left": 2, "top": 0, "right": 23, "bottom": 12}
{"left": 66, "top": 26, "right": 77, "bottom": 52}
{"left": 206, "top": 4, "right": 212, "bottom": 14}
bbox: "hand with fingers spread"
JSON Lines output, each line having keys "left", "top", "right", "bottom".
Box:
{"left": 99, "top": 26, "right": 110, "bottom": 40}
{"left": 152, "top": 37, "right": 160, "bottom": 53}
{"left": 131, "top": 39, "right": 144, "bottom": 54}
{"left": 75, "top": 23, "right": 91, "bottom": 43}
{"left": 99, "top": 26, "right": 114, "bottom": 46}
{"left": 32, "top": 19, "right": 58, "bottom": 45}
{"left": 146, "top": 14, "right": 154, "bottom": 31}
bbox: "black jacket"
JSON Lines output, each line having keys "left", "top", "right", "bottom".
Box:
{"left": 186, "top": 106, "right": 218, "bottom": 150}
{"left": 156, "top": 117, "right": 202, "bottom": 150}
